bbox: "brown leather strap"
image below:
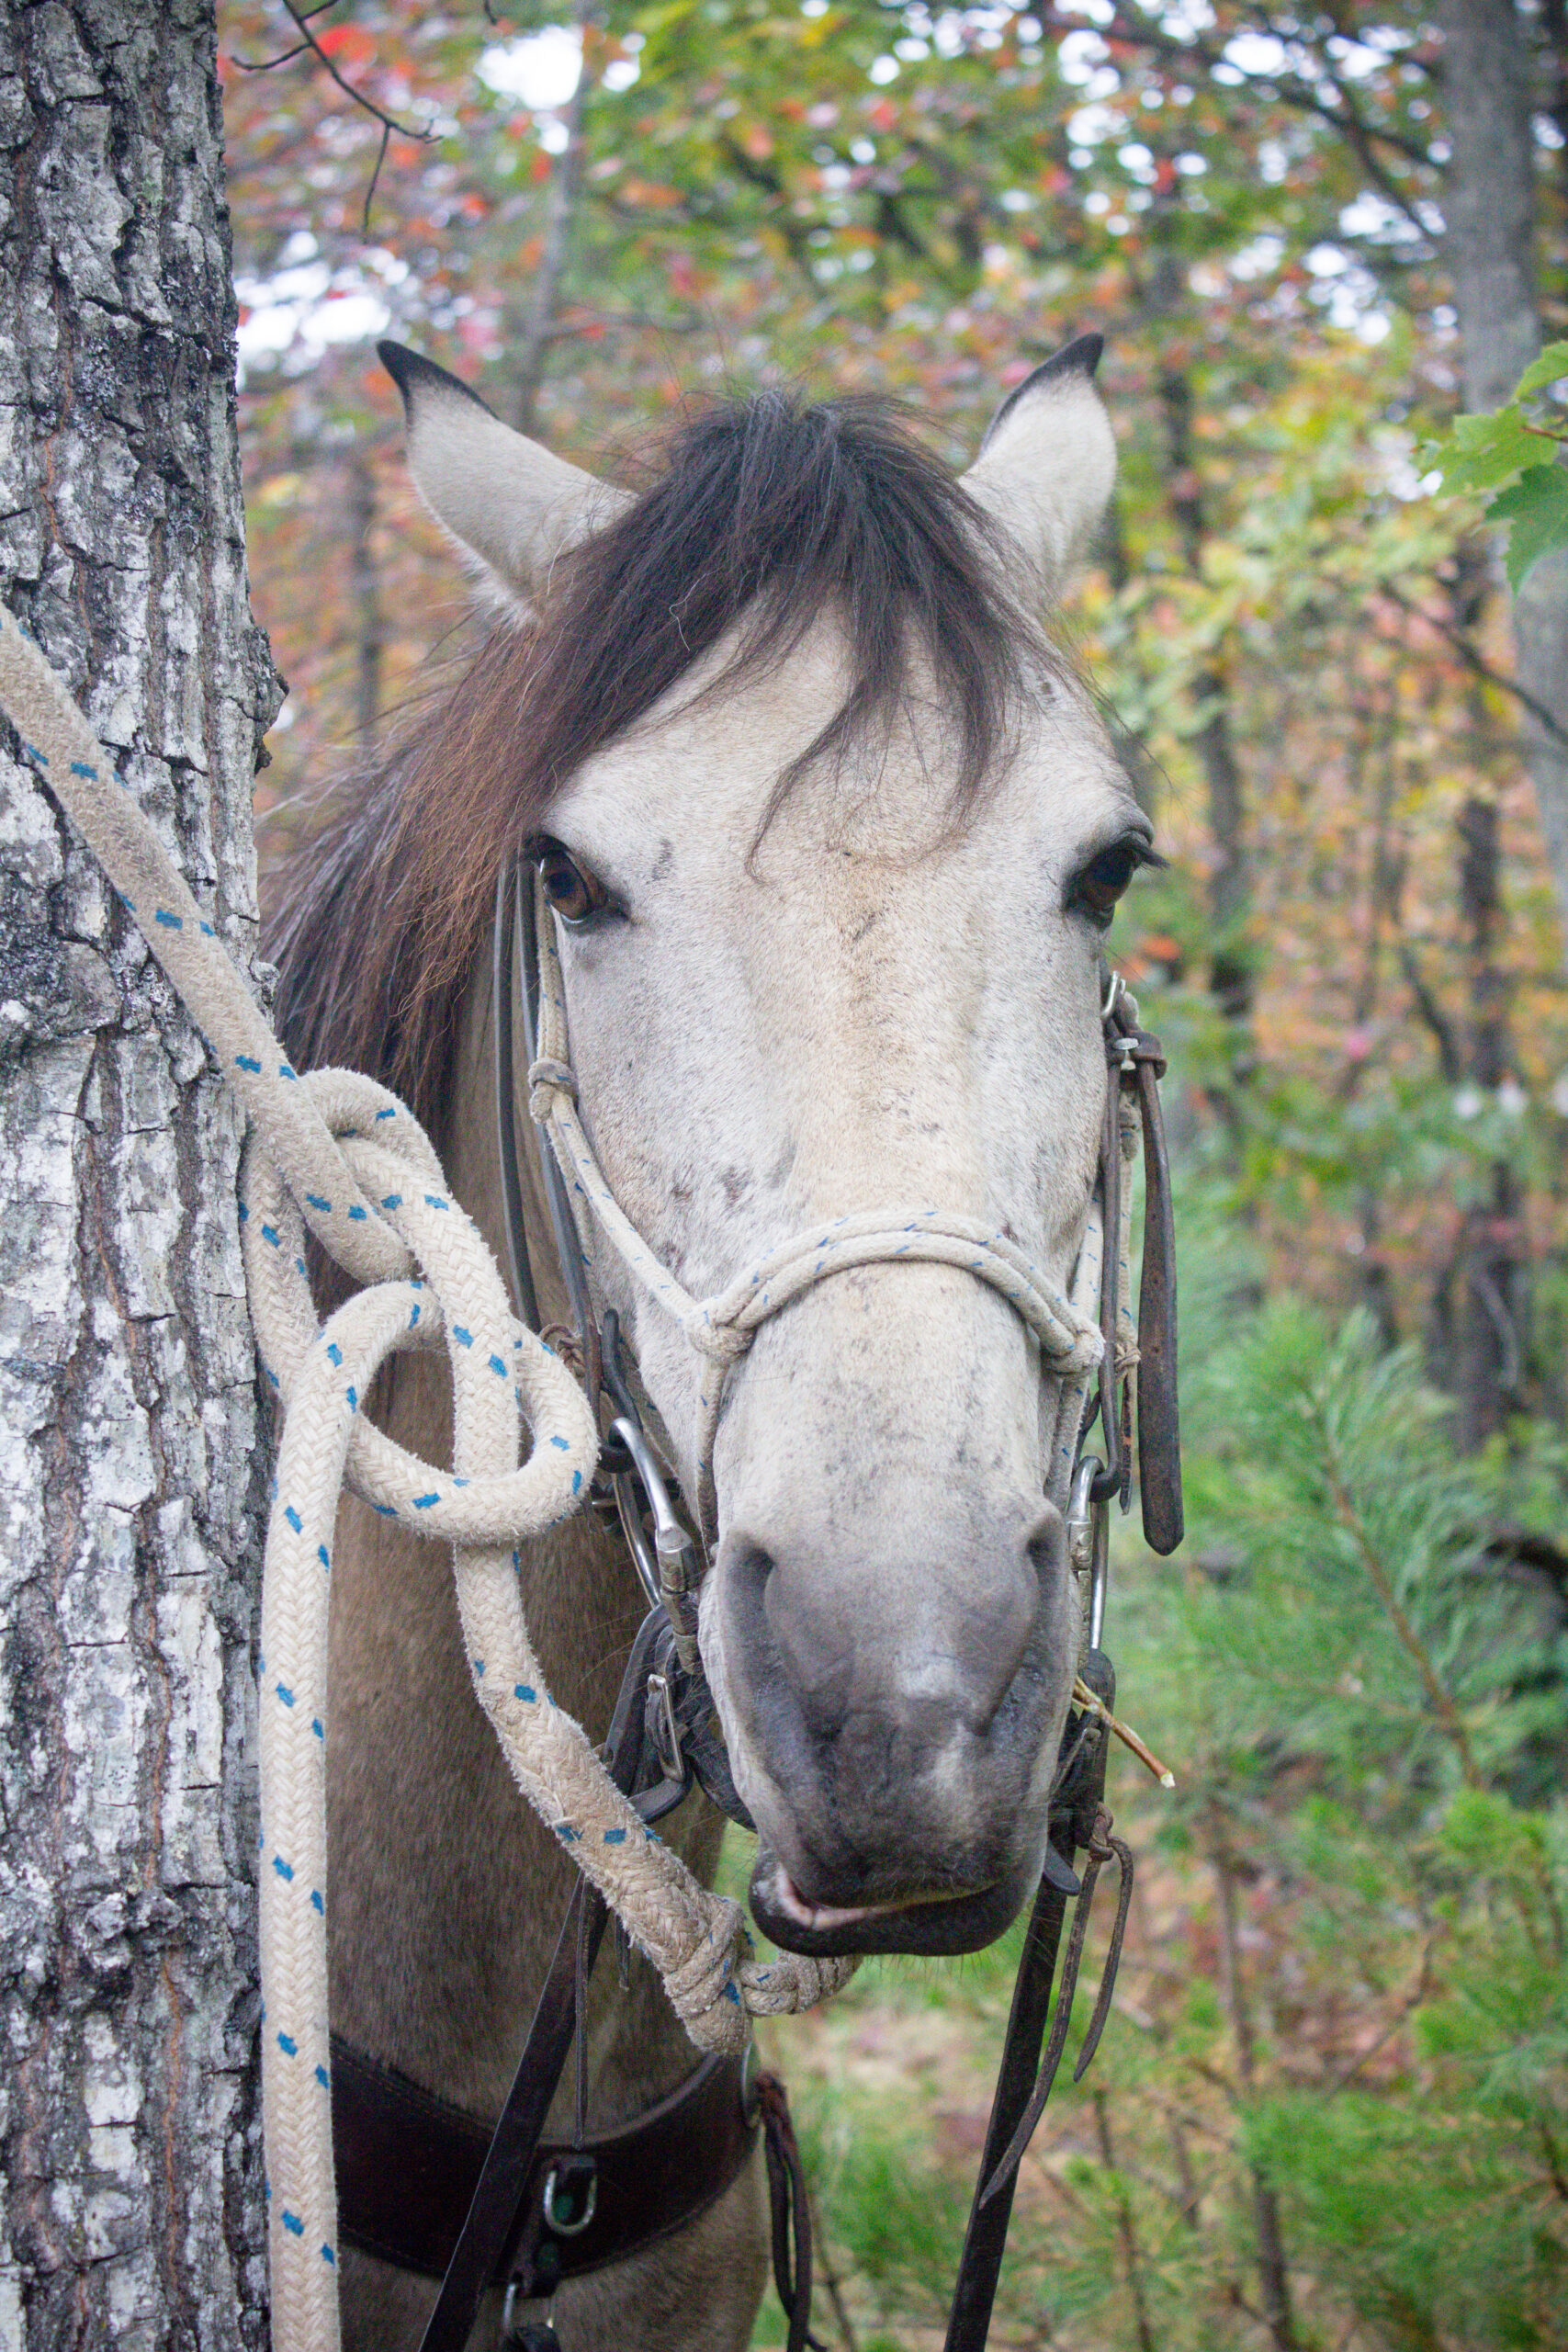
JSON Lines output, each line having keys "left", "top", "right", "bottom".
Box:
{"left": 333, "top": 2034, "right": 756, "bottom": 2286}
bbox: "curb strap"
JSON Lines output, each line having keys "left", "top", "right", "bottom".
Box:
{"left": 755, "top": 2073, "right": 825, "bottom": 2352}
{"left": 976, "top": 1802, "right": 1134, "bottom": 2209}
{"left": 942, "top": 1649, "right": 1133, "bottom": 2352}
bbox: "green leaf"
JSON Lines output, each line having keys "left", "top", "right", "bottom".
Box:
{"left": 1427, "top": 407, "right": 1546, "bottom": 496}
{"left": 1485, "top": 461, "right": 1568, "bottom": 591}
{"left": 1513, "top": 340, "right": 1568, "bottom": 400}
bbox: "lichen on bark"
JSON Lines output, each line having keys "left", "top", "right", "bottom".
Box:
{"left": 0, "top": 4, "right": 279, "bottom": 2343}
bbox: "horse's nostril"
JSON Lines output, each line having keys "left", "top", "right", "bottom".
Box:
{"left": 736, "top": 1542, "right": 775, "bottom": 1592}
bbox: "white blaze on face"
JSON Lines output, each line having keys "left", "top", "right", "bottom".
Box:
{"left": 385, "top": 338, "right": 1147, "bottom": 1938}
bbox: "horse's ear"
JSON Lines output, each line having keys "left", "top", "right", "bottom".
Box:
{"left": 962, "top": 334, "right": 1115, "bottom": 599}
{"left": 378, "top": 342, "right": 628, "bottom": 606}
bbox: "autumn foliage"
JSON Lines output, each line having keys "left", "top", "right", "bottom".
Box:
{"left": 221, "top": 6, "right": 1568, "bottom": 2346}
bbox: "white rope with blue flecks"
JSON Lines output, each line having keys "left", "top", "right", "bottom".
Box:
{"left": 0, "top": 611, "right": 857, "bottom": 2352}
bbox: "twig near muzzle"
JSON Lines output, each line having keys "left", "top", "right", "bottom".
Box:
{"left": 1071, "top": 1676, "right": 1178, "bottom": 1789}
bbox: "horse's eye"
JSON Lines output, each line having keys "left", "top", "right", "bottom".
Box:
{"left": 529, "top": 835, "right": 606, "bottom": 928}
{"left": 1067, "top": 835, "right": 1160, "bottom": 930}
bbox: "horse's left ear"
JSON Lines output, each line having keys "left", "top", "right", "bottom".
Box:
{"left": 378, "top": 341, "right": 629, "bottom": 607}
{"left": 962, "top": 334, "right": 1115, "bottom": 599}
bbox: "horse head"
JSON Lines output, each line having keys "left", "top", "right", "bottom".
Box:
{"left": 382, "top": 343, "right": 1153, "bottom": 1962}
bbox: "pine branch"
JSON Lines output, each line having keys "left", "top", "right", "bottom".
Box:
{"left": 1307, "top": 1402, "right": 1483, "bottom": 1788}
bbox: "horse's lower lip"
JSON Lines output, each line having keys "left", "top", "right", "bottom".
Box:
{"left": 751, "top": 1851, "right": 1015, "bottom": 1959}
{"left": 769, "top": 1871, "right": 887, "bottom": 1935}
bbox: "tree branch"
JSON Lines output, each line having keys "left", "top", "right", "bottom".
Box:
{"left": 1035, "top": 6, "right": 1440, "bottom": 243}
{"left": 1377, "top": 577, "right": 1568, "bottom": 750}
{"left": 272, "top": 0, "right": 435, "bottom": 233}
{"left": 1311, "top": 1408, "right": 1484, "bottom": 1788}
{"left": 230, "top": 0, "right": 340, "bottom": 74}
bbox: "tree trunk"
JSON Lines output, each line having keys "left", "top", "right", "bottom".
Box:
{"left": 1207, "top": 1811, "right": 1298, "bottom": 2352}
{"left": 1451, "top": 794, "right": 1526, "bottom": 1448}
{"left": 0, "top": 5, "right": 278, "bottom": 2343}
{"left": 507, "top": 0, "right": 592, "bottom": 436}
{"left": 1437, "top": 0, "right": 1568, "bottom": 961}
{"left": 1143, "top": 237, "right": 1254, "bottom": 1050}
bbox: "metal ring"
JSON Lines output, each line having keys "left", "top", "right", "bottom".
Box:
{"left": 542, "top": 2160, "right": 598, "bottom": 2237}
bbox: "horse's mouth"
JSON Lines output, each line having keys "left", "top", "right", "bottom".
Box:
{"left": 749, "top": 1849, "right": 1021, "bottom": 1959}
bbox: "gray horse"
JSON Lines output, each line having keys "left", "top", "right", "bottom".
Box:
{"left": 270, "top": 337, "right": 1150, "bottom": 2348}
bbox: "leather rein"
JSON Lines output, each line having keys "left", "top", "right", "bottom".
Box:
{"left": 334, "top": 854, "right": 1183, "bottom": 2350}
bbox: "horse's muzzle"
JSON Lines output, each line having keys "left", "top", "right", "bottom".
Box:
{"left": 710, "top": 1495, "right": 1077, "bottom": 1956}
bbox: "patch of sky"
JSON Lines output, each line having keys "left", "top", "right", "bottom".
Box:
{"left": 1230, "top": 232, "right": 1284, "bottom": 282}
{"left": 1059, "top": 29, "right": 1108, "bottom": 84}
{"left": 235, "top": 235, "right": 410, "bottom": 378}
{"left": 1068, "top": 103, "right": 1119, "bottom": 146}
{"left": 1116, "top": 141, "right": 1156, "bottom": 185}
{"left": 478, "top": 27, "right": 582, "bottom": 110}
{"left": 1340, "top": 189, "right": 1439, "bottom": 247}
{"left": 869, "top": 54, "right": 899, "bottom": 83}
{"left": 1324, "top": 34, "right": 1399, "bottom": 77}
{"left": 1157, "top": 4, "right": 1215, "bottom": 36}
{"left": 1223, "top": 29, "right": 1289, "bottom": 76}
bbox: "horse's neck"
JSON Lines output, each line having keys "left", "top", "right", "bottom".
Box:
{"left": 324, "top": 967, "right": 723, "bottom": 2123}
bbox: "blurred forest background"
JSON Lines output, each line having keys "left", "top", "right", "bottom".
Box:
{"left": 220, "top": 3, "right": 1568, "bottom": 2345}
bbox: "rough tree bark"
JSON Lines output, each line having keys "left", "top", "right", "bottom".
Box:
{"left": 1437, "top": 0, "right": 1568, "bottom": 961}
{"left": 0, "top": 4, "right": 278, "bottom": 2343}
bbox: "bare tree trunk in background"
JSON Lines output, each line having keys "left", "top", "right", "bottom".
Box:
{"left": 1207, "top": 1810, "right": 1298, "bottom": 2352}
{"left": 0, "top": 4, "right": 277, "bottom": 2341}
{"left": 508, "top": 0, "right": 592, "bottom": 436}
{"left": 1144, "top": 243, "right": 1254, "bottom": 1057}
{"left": 1437, "top": 0, "right": 1568, "bottom": 964}
{"left": 1452, "top": 795, "right": 1526, "bottom": 1448}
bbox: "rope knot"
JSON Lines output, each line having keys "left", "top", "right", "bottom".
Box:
{"left": 664, "top": 1896, "right": 751, "bottom": 2052}
{"left": 682, "top": 1308, "right": 752, "bottom": 1368}
{"left": 527, "top": 1056, "right": 579, "bottom": 1124}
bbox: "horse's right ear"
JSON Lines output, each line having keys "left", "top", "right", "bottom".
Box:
{"left": 961, "top": 334, "right": 1115, "bottom": 602}
{"left": 378, "top": 342, "right": 628, "bottom": 606}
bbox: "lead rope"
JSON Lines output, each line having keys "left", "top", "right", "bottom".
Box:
{"left": 0, "top": 614, "right": 862, "bottom": 2352}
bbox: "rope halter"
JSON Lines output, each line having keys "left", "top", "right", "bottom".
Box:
{"left": 524, "top": 871, "right": 1107, "bottom": 1525}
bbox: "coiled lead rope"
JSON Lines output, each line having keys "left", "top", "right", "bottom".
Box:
{"left": 0, "top": 613, "right": 856, "bottom": 2352}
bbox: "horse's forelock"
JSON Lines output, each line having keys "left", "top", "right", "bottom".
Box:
{"left": 269, "top": 392, "right": 1032, "bottom": 1141}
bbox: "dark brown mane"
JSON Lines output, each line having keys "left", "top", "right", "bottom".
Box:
{"left": 268, "top": 390, "right": 1028, "bottom": 1143}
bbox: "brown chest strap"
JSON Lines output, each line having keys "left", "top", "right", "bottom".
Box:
{"left": 331, "top": 2033, "right": 756, "bottom": 2288}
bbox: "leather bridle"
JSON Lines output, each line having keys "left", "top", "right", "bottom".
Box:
{"left": 336, "top": 851, "right": 1184, "bottom": 2350}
